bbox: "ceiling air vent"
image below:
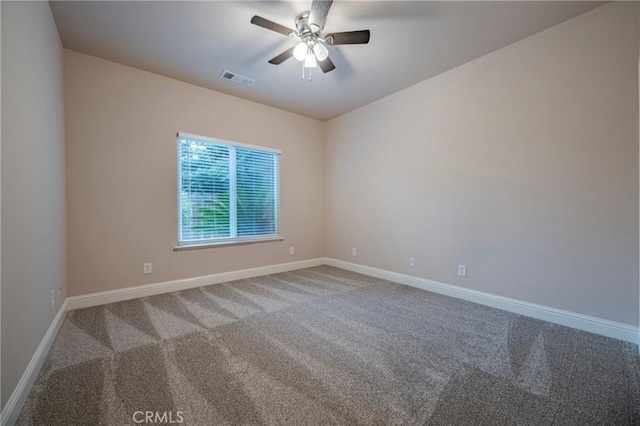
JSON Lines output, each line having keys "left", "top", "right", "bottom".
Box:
{"left": 219, "top": 70, "right": 255, "bottom": 87}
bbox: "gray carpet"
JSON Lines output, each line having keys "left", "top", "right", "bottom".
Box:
{"left": 16, "top": 266, "right": 640, "bottom": 425}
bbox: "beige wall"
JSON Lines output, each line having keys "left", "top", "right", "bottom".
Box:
{"left": 325, "top": 2, "right": 640, "bottom": 326}
{"left": 64, "top": 50, "right": 324, "bottom": 296}
{"left": 1, "top": 2, "right": 67, "bottom": 409}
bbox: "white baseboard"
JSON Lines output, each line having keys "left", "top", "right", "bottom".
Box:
{"left": 4, "top": 256, "right": 637, "bottom": 426}
{"left": 1, "top": 299, "right": 68, "bottom": 426}
{"left": 67, "top": 258, "right": 325, "bottom": 310}
{"left": 325, "top": 258, "right": 639, "bottom": 345}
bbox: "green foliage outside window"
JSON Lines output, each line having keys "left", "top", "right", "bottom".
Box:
{"left": 179, "top": 138, "right": 278, "bottom": 243}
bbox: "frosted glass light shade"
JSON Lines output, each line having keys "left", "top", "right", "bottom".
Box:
{"left": 293, "top": 42, "right": 307, "bottom": 61}
{"left": 304, "top": 53, "right": 317, "bottom": 68}
{"left": 313, "top": 43, "right": 329, "bottom": 61}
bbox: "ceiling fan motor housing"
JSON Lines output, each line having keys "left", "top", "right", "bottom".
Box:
{"left": 296, "top": 11, "right": 319, "bottom": 40}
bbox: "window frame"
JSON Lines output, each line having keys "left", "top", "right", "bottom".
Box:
{"left": 175, "top": 132, "right": 282, "bottom": 250}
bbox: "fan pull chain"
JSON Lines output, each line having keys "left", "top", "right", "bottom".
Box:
{"left": 301, "top": 63, "right": 313, "bottom": 81}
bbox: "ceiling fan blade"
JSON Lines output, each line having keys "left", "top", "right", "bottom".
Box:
{"left": 318, "top": 57, "right": 335, "bottom": 73}
{"left": 251, "top": 15, "right": 296, "bottom": 37}
{"left": 268, "top": 47, "right": 295, "bottom": 65}
{"left": 308, "top": 0, "right": 333, "bottom": 31}
{"left": 325, "top": 30, "right": 370, "bottom": 45}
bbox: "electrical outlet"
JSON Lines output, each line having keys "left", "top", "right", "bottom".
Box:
{"left": 351, "top": 248, "right": 357, "bottom": 256}
{"left": 50, "top": 290, "right": 55, "bottom": 308}
{"left": 458, "top": 265, "right": 467, "bottom": 277}
{"left": 409, "top": 257, "right": 416, "bottom": 267}
{"left": 144, "top": 262, "right": 152, "bottom": 275}
{"left": 289, "top": 246, "right": 295, "bottom": 255}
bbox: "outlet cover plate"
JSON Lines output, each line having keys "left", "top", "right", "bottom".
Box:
{"left": 458, "top": 265, "right": 467, "bottom": 277}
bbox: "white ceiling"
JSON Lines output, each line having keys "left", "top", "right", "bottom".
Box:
{"left": 50, "top": 1, "right": 604, "bottom": 121}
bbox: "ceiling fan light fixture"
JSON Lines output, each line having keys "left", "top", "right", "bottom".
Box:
{"left": 293, "top": 42, "right": 308, "bottom": 61}
{"left": 313, "top": 43, "right": 329, "bottom": 61}
{"left": 304, "top": 52, "right": 317, "bottom": 68}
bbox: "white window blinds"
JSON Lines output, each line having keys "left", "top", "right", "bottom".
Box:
{"left": 178, "top": 133, "right": 280, "bottom": 246}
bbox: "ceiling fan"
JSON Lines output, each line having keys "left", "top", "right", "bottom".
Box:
{"left": 251, "top": 0, "right": 370, "bottom": 76}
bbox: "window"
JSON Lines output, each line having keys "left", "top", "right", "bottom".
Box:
{"left": 177, "top": 132, "right": 280, "bottom": 248}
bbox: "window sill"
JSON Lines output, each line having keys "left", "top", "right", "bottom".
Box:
{"left": 174, "top": 236, "right": 283, "bottom": 251}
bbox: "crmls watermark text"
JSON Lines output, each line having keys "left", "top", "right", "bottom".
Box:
{"left": 133, "top": 411, "right": 184, "bottom": 424}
